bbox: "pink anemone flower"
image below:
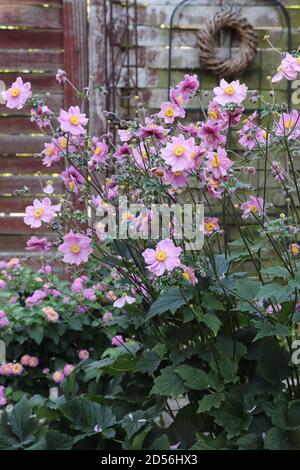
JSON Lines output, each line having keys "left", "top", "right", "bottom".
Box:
{"left": 142, "top": 238, "right": 182, "bottom": 276}
{"left": 58, "top": 231, "right": 92, "bottom": 265}
{"left": 24, "top": 198, "right": 61, "bottom": 228}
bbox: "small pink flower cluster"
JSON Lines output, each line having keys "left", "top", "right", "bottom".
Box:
{"left": 0, "top": 310, "right": 9, "bottom": 329}
{"left": 78, "top": 349, "right": 90, "bottom": 361}
{"left": 0, "top": 362, "right": 24, "bottom": 376}
{"left": 25, "top": 289, "right": 46, "bottom": 307}
{"left": 0, "top": 386, "right": 7, "bottom": 407}
{"left": 20, "top": 355, "right": 39, "bottom": 368}
{"left": 42, "top": 306, "right": 59, "bottom": 322}
{"left": 51, "top": 363, "right": 75, "bottom": 384}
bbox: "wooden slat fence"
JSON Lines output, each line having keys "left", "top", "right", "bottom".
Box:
{"left": 0, "top": 0, "right": 88, "bottom": 258}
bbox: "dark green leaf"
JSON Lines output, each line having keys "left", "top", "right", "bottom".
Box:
{"left": 147, "top": 288, "right": 193, "bottom": 319}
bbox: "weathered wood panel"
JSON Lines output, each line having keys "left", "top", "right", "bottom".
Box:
{"left": 0, "top": 0, "right": 87, "bottom": 258}
{"left": 0, "top": 29, "right": 63, "bottom": 49}
{"left": 0, "top": 156, "right": 56, "bottom": 173}
{"left": 0, "top": 4, "right": 63, "bottom": 29}
{"left": 0, "top": 176, "right": 64, "bottom": 194}
{"left": 0, "top": 50, "right": 64, "bottom": 71}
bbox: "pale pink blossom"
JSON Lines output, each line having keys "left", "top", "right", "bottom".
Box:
{"left": 204, "top": 217, "right": 220, "bottom": 235}
{"left": 42, "top": 142, "right": 60, "bottom": 167}
{"left": 118, "top": 129, "right": 134, "bottom": 142}
{"left": 163, "top": 170, "right": 188, "bottom": 189}
{"left": 113, "top": 295, "right": 136, "bottom": 308}
{"left": 58, "top": 231, "right": 92, "bottom": 265}
{"left": 176, "top": 74, "right": 199, "bottom": 101}
{"left": 56, "top": 69, "right": 67, "bottom": 84}
{"left": 205, "top": 147, "right": 233, "bottom": 178}
{"left": 197, "top": 121, "right": 226, "bottom": 148}
{"left": 26, "top": 236, "right": 51, "bottom": 252}
{"left": 275, "top": 110, "right": 300, "bottom": 140}
{"left": 139, "top": 118, "right": 169, "bottom": 142}
{"left": 103, "top": 311, "right": 113, "bottom": 322}
{"left": 272, "top": 54, "right": 299, "bottom": 83}
{"left": 213, "top": 79, "right": 247, "bottom": 106}
{"left": 24, "top": 198, "right": 61, "bottom": 228}
{"left": 111, "top": 335, "right": 125, "bottom": 346}
{"left": 78, "top": 349, "right": 90, "bottom": 360}
{"left": 161, "top": 135, "right": 196, "bottom": 172}
{"left": 180, "top": 265, "right": 198, "bottom": 285}
{"left": 241, "top": 196, "right": 264, "bottom": 220}
{"left": 90, "top": 138, "right": 109, "bottom": 166}
{"left": 63, "top": 364, "right": 75, "bottom": 376}
{"left": 53, "top": 370, "right": 65, "bottom": 383}
{"left": 143, "top": 238, "right": 182, "bottom": 276}
{"left": 42, "top": 306, "right": 59, "bottom": 322}
{"left": 61, "top": 165, "right": 85, "bottom": 193}
{"left": 290, "top": 243, "right": 300, "bottom": 256}
{"left": 58, "top": 105, "right": 88, "bottom": 135}
{"left": 158, "top": 101, "right": 185, "bottom": 124}
{"left": 2, "top": 76, "right": 31, "bottom": 109}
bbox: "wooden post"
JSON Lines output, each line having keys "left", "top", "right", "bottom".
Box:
{"left": 89, "top": 0, "right": 107, "bottom": 136}
{"left": 63, "top": 0, "right": 88, "bottom": 107}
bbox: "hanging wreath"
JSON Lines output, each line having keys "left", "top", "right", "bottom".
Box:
{"left": 197, "top": 10, "right": 257, "bottom": 79}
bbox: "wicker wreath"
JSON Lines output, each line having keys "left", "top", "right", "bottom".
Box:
{"left": 197, "top": 10, "right": 257, "bottom": 79}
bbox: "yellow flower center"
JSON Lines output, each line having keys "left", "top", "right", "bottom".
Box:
{"left": 174, "top": 145, "right": 185, "bottom": 157}
{"left": 156, "top": 250, "right": 167, "bottom": 261}
{"left": 250, "top": 205, "right": 257, "bottom": 213}
{"left": 141, "top": 150, "right": 148, "bottom": 160}
{"left": 182, "top": 272, "right": 190, "bottom": 281}
{"left": 165, "top": 107, "right": 174, "bottom": 117}
{"left": 262, "top": 130, "right": 267, "bottom": 139}
{"left": 71, "top": 243, "right": 81, "bottom": 253}
{"left": 34, "top": 208, "right": 44, "bottom": 218}
{"left": 68, "top": 181, "right": 75, "bottom": 190}
{"left": 122, "top": 212, "right": 133, "bottom": 221}
{"left": 208, "top": 111, "right": 218, "bottom": 120}
{"left": 173, "top": 171, "right": 182, "bottom": 177}
{"left": 224, "top": 85, "right": 235, "bottom": 95}
{"left": 46, "top": 147, "right": 53, "bottom": 156}
{"left": 297, "top": 57, "right": 300, "bottom": 64}
{"left": 212, "top": 155, "right": 220, "bottom": 168}
{"left": 176, "top": 95, "right": 183, "bottom": 106}
{"left": 284, "top": 119, "right": 295, "bottom": 129}
{"left": 60, "top": 138, "right": 67, "bottom": 148}
{"left": 291, "top": 245, "right": 299, "bottom": 254}
{"left": 70, "top": 115, "right": 79, "bottom": 125}
{"left": 205, "top": 222, "right": 215, "bottom": 232}
{"left": 11, "top": 87, "right": 20, "bottom": 97}
{"left": 208, "top": 178, "right": 218, "bottom": 189}
{"left": 94, "top": 146, "right": 101, "bottom": 155}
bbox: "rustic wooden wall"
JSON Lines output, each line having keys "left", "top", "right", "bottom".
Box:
{"left": 0, "top": 0, "right": 88, "bottom": 258}
{"left": 121, "top": 0, "right": 300, "bottom": 109}
{"left": 1, "top": 0, "right": 300, "bottom": 258}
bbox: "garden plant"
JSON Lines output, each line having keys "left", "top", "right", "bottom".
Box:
{"left": 1, "top": 49, "right": 300, "bottom": 450}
